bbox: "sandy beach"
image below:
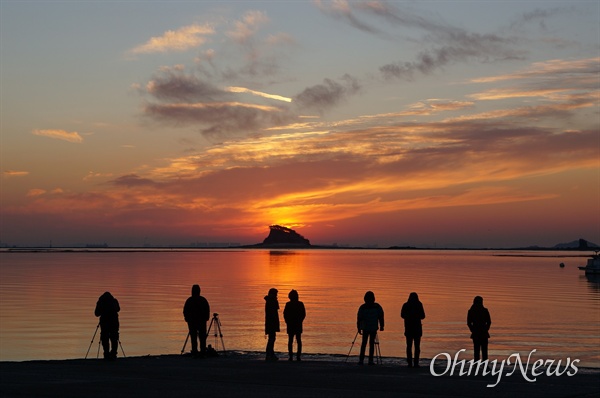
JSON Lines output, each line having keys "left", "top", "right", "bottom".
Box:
{"left": 1, "top": 353, "right": 598, "bottom": 398}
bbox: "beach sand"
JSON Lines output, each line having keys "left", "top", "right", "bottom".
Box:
{"left": 1, "top": 353, "right": 598, "bottom": 398}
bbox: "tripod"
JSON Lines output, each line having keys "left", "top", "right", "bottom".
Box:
{"left": 181, "top": 313, "right": 226, "bottom": 355}
{"left": 207, "top": 313, "right": 226, "bottom": 354}
{"left": 85, "top": 323, "right": 126, "bottom": 359}
{"left": 345, "top": 330, "right": 382, "bottom": 364}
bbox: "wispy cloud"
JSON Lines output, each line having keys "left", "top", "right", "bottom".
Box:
{"left": 315, "top": 0, "right": 525, "bottom": 80}
{"left": 26, "top": 189, "right": 47, "bottom": 197}
{"left": 226, "top": 86, "right": 292, "bottom": 102}
{"left": 226, "top": 10, "right": 269, "bottom": 44}
{"left": 293, "top": 74, "right": 361, "bottom": 112}
{"left": 129, "top": 23, "right": 215, "bottom": 55}
{"left": 32, "top": 129, "right": 83, "bottom": 143}
{"left": 141, "top": 66, "right": 363, "bottom": 138}
{"left": 2, "top": 170, "right": 29, "bottom": 177}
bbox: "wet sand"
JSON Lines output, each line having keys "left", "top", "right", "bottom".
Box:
{"left": 1, "top": 353, "right": 598, "bottom": 398}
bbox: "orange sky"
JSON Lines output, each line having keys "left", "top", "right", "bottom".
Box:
{"left": 1, "top": 1, "right": 599, "bottom": 247}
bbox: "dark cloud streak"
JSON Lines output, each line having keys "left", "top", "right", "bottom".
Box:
{"left": 293, "top": 74, "right": 361, "bottom": 112}
{"left": 315, "top": 1, "right": 526, "bottom": 81}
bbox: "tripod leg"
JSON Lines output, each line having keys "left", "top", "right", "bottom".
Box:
{"left": 345, "top": 331, "right": 359, "bottom": 362}
{"left": 375, "top": 334, "right": 382, "bottom": 364}
{"left": 85, "top": 323, "right": 100, "bottom": 359}
{"left": 181, "top": 332, "right": 190, "bottom": 355}
{"left": 216, "top": 319, "right": 226, "bottom": 353}
{"left": 206, "top": 318, "right": 214, "bottom": 339}
{"left": 119, "top": 340, "right": 126, "bottom": 358}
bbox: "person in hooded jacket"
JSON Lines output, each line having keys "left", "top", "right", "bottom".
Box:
{"left": 401, "top": 292, "right": 426, "bottom": 367}
{"left": 264, "top": 288, "right": 280, "bottom": 361}
{"left": 467, "top": 296, "right": 492, "bottom": 361}
{"left": 357, "top": 291, "right": 384, "bottom": 365}
{"left": 183, "top": 284, "right": 210, "bottom": 357}
{"left": 283, "top": 289, "right": 306, "bottom": 361}
{"left": 94, "top": 291, "right": 120, "bottom": 360}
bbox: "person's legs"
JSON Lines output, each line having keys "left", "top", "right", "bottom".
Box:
{"left": 481, "top": 339, "right": 488, "bottom": 361}
{"left": 368, "top": 332, "right": 376, "bottom": 365}
{"left": 296, "top": 333, "right": 302, "bottom": 360}
{"left": 109, "top": 329, "right": 119, "bottom": 358}
{"left": 405, "top": 336, "right": 413, "bottom": 367}
{"left": 473, "top": 339, "right": 481, "bottom": 361}
{"left": 359, "top": 333, "right": 368, "bottom": 364}
{"left": 188, "top": 324, "right": 199, "bottom": 354}
{"left": 266, "top": 332, "right": 277, "bottom": 359}
{"left": 100, "top": 329, "right": 110, "bottom": 358}
{"left": 413, "top": 336, "right": 421, "bottom": 367}
{"left": 288, "top": 334, "right": 294, "bottom": 360}
{"left": 198, "top": 322, "right": 207, "bottom": 355}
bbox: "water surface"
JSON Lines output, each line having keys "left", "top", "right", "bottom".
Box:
{"left": 0, "top": 249, "right": 598, "bottom": 366}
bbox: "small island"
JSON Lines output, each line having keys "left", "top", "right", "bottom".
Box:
{"left": 247, "top": 225, "right": 311, "bottom": 248}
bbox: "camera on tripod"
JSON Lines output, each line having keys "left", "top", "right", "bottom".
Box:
{"left": 180, "top": 312, "right": 226, "bottom": 355}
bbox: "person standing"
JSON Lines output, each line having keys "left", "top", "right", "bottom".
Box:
{"left": 283, "top": 289, "right": 306, "bottom": 361}
{"left": 94, "top": 291, "right": 120, "bottom": 360}
{"left": 357, "top": 291, "right": 384, "bottom": 365}
{"left": 401, "top": 292, "right": 426, "bottom": 367}
{"left": 183, "top": 284, "right": 210, "bottom": 357}
{"left": 467, "top": 296, "right": 492, "bottom": 361}
{"left": 264, "top": 288, "right": 280, "bottom": 361}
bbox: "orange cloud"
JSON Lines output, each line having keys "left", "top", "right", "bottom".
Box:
{"left": 130, "top": 24, "right": 215, "bottom": 54}
{"left": 32, "top": 129, "right": 83, "bottom": 143}
{"left": 2, "top": 170, "right": 29, "bottom": 177}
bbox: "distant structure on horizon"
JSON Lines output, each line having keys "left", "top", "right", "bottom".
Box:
{"left": 553, "top": 238, "right": 599, "bottom": 250}
{"left": 261, "top": 225, "right": 311, "bottom": 247}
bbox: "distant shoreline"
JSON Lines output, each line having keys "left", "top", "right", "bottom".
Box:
{"left": 0, "top": 246, "right": 596, "bottom": 257}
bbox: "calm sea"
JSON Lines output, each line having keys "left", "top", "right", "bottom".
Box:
{"left": 0, "top": 249, "right": 598, "bottom": 367}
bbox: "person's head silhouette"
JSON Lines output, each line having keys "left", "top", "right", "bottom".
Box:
{"left": 364, "top": 291, "right": 375, "bottom": 304}
{"left": 192, "top": 284, "right": 200, "bottom": 296}
{"left": 288, "top": 289, "right": 299, "bottom": 301}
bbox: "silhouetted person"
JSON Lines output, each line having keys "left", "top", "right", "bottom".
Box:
{"left": 401, "top": 292, "right": 426, "bottom": 367}
{"left": 94, "top": 291, "right": 120, "bottom": 360}
{"left": 467, "top": 296, "right": 491, "bottom": 361}
{"left": 357, "top": 291, "right": 384, "bottom": 365}
{"left": 183, "top": 284, "right": 210, "bottom": 357}
{"left": 283, "top": 289, "right": 306, "bottom": 361}
{"left": 264, "top": 288, "right": 280, "bottom": 361}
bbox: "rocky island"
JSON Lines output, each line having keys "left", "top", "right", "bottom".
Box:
{"left": 248, "top": 225, "right": 311, "bottom": 248}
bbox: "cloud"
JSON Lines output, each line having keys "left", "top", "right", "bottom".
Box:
{"left": 26, "top": 189, "right": 46, "bottom": 197}
{"left": 111, "top": 174, "right": 160, "bottom": 188}
{"left": 83, "top": 171, "right": 114, "bottom": 181}
{"left": 227, "top": 10, "right": 269, "bottom": 44}
{"left": 142, "top": 68, "right": 296, "bottom": 137}
{"left": 313, "top": 0, "right": 387, "bottom": 37}
{"left": 293, "top": 74, "right": 361, "bottom": 112}
{"left": 226, "top": 86, "right": 292, "bottom": 102}
{"left": 146, "top": 69, "right": 228, "bottom": 102}
{"left": 142, "top": 68, "right": 362, "bottom": 138}
{"left": 129, "top": 23, "right": 215, "bottom": 55}
{"left": 32, "top": 129, "right": 83, "bottom": 143}
{"left": 315, "top": 1, "right": 525, "bottom": 80}
{"left": 470, "top": 57, "right": 600, "bottom": 84}
{"left": 145, "top": 101, "right": 296, "bottom": 138}
{"left": 3, "top": 170, "right": 29, "bottom": 177}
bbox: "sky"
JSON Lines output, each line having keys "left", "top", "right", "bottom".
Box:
{"left": 1, "top": 0, "right": 599, "bottom": 248}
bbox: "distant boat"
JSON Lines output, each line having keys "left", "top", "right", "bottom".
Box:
{"left": 578, "top": 251, "right": 600, "bottom": 275}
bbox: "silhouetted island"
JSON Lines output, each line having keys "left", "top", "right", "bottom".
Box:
{"left": 246, "top": 225, "right": 311, "bottom": 248}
